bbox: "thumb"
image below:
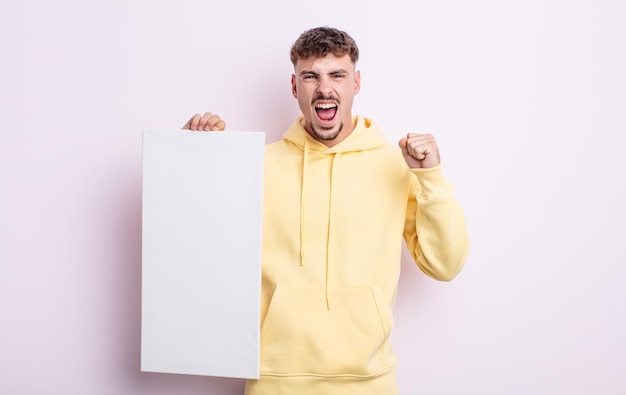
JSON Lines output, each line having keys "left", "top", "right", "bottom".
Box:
{"left": 398, "top": 137, "right": 407, "bottom": 151}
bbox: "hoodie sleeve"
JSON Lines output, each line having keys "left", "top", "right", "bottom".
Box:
{"left": 403, "top": 164, "right": 469, "bottom": 281}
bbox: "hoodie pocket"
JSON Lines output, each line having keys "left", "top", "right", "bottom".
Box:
{"left": 259, "top": 283, "right": 395, "bottom": 376}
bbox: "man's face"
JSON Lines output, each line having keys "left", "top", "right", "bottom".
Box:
{"left": 291, "top": 54, "right": 361, "bottom": 147}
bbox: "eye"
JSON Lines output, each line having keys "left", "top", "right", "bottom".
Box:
{"left": 303, "top": 74, "right": 318, "bottom": 81}
{"left": 330, "top": 72, "right": 347, "bottom": 79}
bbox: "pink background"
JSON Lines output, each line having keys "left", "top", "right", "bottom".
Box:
{"left": 1, "top": 1, "right": 625, "bottom": 394}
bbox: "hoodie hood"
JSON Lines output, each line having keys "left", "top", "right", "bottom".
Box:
{"left": 282, "top": 115, "right": 388, "bottom": 308}
{"left": 283, "top": 115, "right": 389, "bottom": 154}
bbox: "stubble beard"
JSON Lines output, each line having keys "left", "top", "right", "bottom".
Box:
{"left": 310, "top": 122, "right": 344, "bottom": 142}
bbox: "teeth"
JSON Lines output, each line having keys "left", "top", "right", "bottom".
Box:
{"left": 315, "top": 103, "right": 337, "bottom": 109}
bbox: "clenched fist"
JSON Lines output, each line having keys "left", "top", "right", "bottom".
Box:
{"left": 398, "top": 133, "right": 441, "bottom": 169}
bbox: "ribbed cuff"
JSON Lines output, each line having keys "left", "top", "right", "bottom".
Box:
{"left": 410, "top": 163, "right": 454, "bottom": 199}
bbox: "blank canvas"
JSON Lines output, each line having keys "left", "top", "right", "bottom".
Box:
{"left": 141, "top": 129, "right": 264, "bottom": 379}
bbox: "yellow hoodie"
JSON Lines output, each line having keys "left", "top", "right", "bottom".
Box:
{"left": 245, "top": 116, "right": 469, "bottom": 395}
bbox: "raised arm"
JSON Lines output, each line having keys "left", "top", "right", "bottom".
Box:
{"left": 399, "top": 132, "right": 469, "bottom": 281}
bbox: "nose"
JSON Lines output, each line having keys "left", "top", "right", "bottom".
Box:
{"left": 316, "top": 75, "right": 333, "bottom": 95}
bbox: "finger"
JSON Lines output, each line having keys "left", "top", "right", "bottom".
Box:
{"left": 200, "top": 112, "right": 220, "bottom": 131}
{"left": 414, "top": 147, "right": 430, "bottom": 160}
{"left": 212, "top": 119, "right": 226, "bottom": 131}
{"left": 398, "top": 137, "right": 408, "bottom": 151}
{"left": 183, "top": 114, "right": 200, "bottom": 130}
{"left": 410, "top": 143, "right": 431, "bottom": 160}
{"left": 199, "top": 112, "right": 213, "bottom": 131}
{"left": 205, "top": 115, "right": 225, "bottom": 131}
{"left": 406, "top": 138, "right": 433, "bottom": 160}
{"left": 188, "top": 114, "right": 204, "bottom": 131}
{"left": 406, "top": 132, "right": 435, "bottom": 145}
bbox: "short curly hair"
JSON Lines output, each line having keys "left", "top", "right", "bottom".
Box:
{"left": 290, "top": 26, "right": 359, "bottom": 66}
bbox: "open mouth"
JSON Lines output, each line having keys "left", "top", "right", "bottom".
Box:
{"left": 315, "top": 102, "right": 338, "bottom": 122}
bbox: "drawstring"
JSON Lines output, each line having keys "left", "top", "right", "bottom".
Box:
{"left": 299, "top": 139, "right": 309, "bottom": 266}
{"left": 298, "top": 137, "right": 339, "bottom": 310}
{"left": 325, "top": 152, "right": 340, "bottom": 310}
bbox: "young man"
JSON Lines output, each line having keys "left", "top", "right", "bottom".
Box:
{"left": 184, "top": 26, "right": 469, "bottom": 395}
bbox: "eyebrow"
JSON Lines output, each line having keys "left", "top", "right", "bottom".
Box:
{"left": 299, "top": 69, "right": 349, "bottom": 77}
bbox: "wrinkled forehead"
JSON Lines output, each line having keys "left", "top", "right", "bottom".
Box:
{"left": 293, "top": 53, "right": 356, "bottom": 73}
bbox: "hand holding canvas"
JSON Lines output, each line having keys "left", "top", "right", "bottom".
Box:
{"left": 183, "top": 112, "right": 226, "bottom": 131}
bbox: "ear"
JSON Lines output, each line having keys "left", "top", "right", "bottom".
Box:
{"left": 291, "top": 74, "right": 297, "bottom": 98}
{"left": 354, "top": 70, "right": 361, "bottom": 94}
